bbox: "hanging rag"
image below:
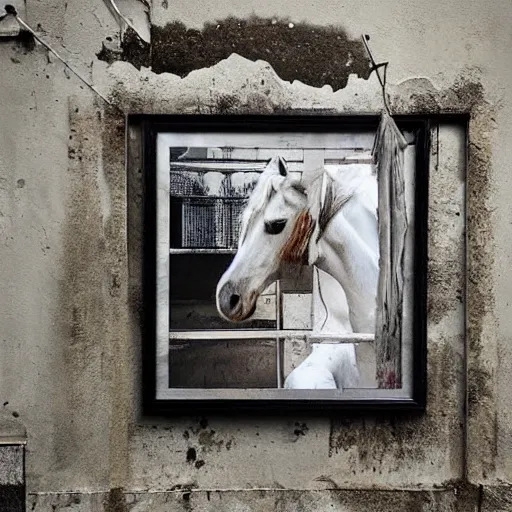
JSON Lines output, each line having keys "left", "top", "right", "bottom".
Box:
{"left": 373, "top": 111, "right": 409, "bottom": 389}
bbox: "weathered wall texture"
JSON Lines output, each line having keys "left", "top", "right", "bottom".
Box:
{"left": 1, "top": 0, "right": 512, "bottom": 510}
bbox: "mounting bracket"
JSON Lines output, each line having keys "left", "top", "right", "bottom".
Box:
{"left": 0, "top": 2, "right": 26, "bottom": 37}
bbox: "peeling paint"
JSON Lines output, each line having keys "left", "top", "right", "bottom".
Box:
{"left": 111, "top": 16, "right": 371, "bottom": 91}
{"left": 120, "top": 27, "right": 150, "bottom": 70}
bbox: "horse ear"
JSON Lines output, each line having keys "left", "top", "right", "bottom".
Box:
{"left": 278, "top": 157, "right": 288, "bottom": 177}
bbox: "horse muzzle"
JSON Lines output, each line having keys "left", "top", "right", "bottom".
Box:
{"left": 216, "top": 281, "right": 257, "bottom": 322}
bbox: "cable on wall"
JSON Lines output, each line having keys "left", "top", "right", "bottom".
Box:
{"left": 5, "top": 4, "right": 120, "bottom": 111}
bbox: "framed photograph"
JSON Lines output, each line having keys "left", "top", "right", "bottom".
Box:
{"left": 138, "top": 115, "right": 428, "bottom": 414}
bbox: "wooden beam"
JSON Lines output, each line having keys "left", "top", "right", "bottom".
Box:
{"left": 169, "top": 330, "right": 374, "bottom": 343}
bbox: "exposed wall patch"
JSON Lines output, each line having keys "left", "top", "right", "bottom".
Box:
{"left": 116, "top": 17, "right": 371, "bottom": 91}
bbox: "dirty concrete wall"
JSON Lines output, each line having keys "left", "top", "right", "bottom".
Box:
{"left": 0, "top": 0, "right": 511, "bottom": 510}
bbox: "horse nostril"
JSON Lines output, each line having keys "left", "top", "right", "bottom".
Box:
{"left": 229, "top": 294, "right": 241, "bottom": 311}
{"left": 217, "top": 282, "right": 243, "bottom": 319}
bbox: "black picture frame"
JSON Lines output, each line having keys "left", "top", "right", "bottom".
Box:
{"left": 134, "top": 114, "right": 434, "bottom": 416}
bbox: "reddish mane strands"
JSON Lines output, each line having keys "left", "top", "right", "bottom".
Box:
{"left": 280, "top": 210, "right": 315, "bottom": 264}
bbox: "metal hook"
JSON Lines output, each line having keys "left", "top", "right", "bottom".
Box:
{"left": 361, "top": 35, "right": 392, "bottom": 115}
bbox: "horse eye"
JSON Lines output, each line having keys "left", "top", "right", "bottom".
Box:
{"left": 264, "top": 219, "right": 287, "bottom": 235}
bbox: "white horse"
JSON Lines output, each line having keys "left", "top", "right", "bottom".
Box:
{"left": 216, "top": 156, "right": 379, "bottom": 389}
{"left": 284, "top": 268, "right": 360, "bottom": 390}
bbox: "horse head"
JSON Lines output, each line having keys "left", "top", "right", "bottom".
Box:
{"left": 216, "top": 156, "right": 312, "bottom": 322}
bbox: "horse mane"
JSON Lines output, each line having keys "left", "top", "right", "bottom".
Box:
{"left": 276, "top": 167, "right": 354, "bottom": 264}
{"left": 308, "top": 168, "right": 356, "bottom": 233}
{"left": 280, "top": 210, "right": 315, "bottom": 264}
{"left": 238, "top": 171, "right": 285, "bottom": 246}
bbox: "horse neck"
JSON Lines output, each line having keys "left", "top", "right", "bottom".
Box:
{"left": 316, "top": 209, "right": 379, "bottom": 333}
{"left": 312, "top": 268, "right": 353, "bottom": 334}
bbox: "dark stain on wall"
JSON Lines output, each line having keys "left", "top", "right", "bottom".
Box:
{"left": 328, "top": 341, "right": 462, "bottom": 473}
{"left": 186, "top": 447, "right": 197, "bottom": 462}
{"left": 121, "top": 487, "right": 481, "bottom": 511}
{"left": 103, "top": 487, "right": 127, "bottom": 512}
{"left": 114, "top": 17, "right": 371, "bottom": 91}
{"left": 5, "top": 30, "right": 36, "bottom": 52}
{"left": 481, "top": 485, "right": 512, "bottom": 511}
{"left": 398, "top": 76, "right": 499, "bottom": 479}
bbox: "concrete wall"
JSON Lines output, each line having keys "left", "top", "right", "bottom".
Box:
{"left": 1, "top": 0, "right": 511, "bottom": 510}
